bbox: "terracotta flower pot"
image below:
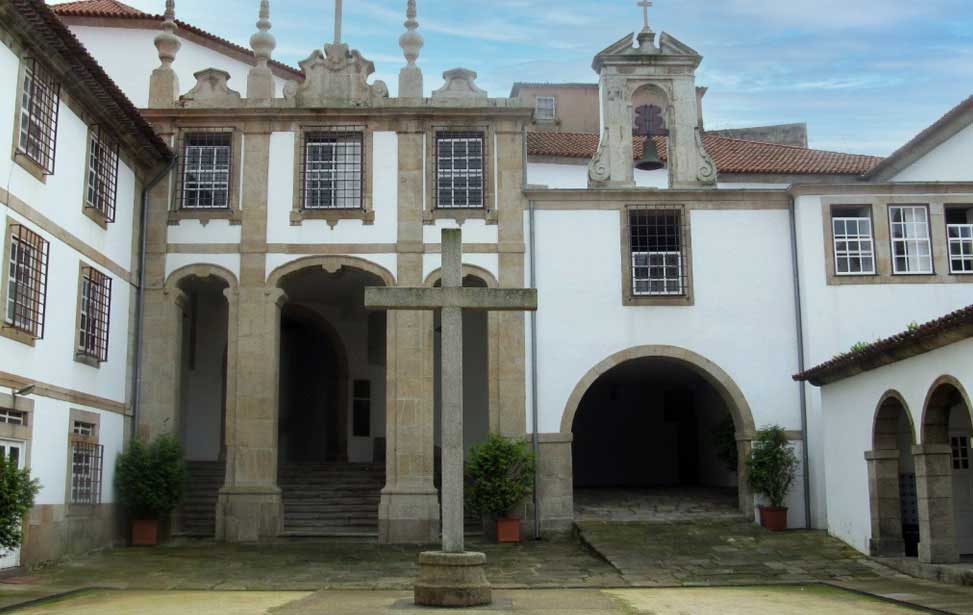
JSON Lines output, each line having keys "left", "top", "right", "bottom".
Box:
{"left": 759, "top": 506, "right": 788, "bottom": 531}
{"left": 496, "top": 517, "right": 521, "bottom": 543}
{"left": 131, "top": 519, "right": 160, "bottom": 546}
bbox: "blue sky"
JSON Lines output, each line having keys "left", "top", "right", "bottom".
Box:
{"left": 109, "top": 0, "right": 972, "bottom": 156}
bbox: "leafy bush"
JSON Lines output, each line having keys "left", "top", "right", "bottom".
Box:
{"left": 115, "top": 435, "right": 187, "bottom": 520}
{"left": 0, "top": 456, "right": 39, "bottom": 552}
{"left": 746, "top": 425, "right": 798, "bottom": 509}
{"left": 712, "top": 414, "right": 738, "bottom": 473}
{"left": 465, "top": 433, "right": 535, "bottom": 519}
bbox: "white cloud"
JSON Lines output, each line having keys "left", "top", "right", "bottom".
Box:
{"left": 728, "top": 0, "right": 939, "bottom": 29}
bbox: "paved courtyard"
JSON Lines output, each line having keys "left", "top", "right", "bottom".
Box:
{"left": 574, "top": 487, "right": 743, "bottom": 523}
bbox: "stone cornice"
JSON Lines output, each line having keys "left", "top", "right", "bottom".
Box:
{"left": 789, "top": 182, "right": 973, "bottom": 197}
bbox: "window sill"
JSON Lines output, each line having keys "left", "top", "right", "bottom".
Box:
{"left": 0, "top": 325, "right": 37, "bottom": 347}
{"left": 623, "top": 293, "right": 694, "bottom": 307}
{"left": 424, "top": 208, "right": 498, "bottom": 225}
{"left": 290, "top": 208, "right": 375, "bottom": 228}
{"left": 168, "top": 209, "right": 242, "bottom": 226}
{"left": 12, "top": 152, "right": 48, "bottom": 184}
{"left": 82, "top": 205, "right": 111, "bottom": 230}
{"left": 74, "top": 353, "right": 102, "bottom": 369}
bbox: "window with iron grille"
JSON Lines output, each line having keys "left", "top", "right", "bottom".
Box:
{"left": 70, "top": 441, "right": 103, "bottom": 505}
{"left": 436, "top": 132, "right": 484, "bottom": 209}
{"left": 301, "top": 130, "right": 363, "bottom": 210}
{"left": 85, "top": 126, "right": 119, "bottom": 222}
{"left": 889, "top": 205, "right": 933, "bottom": 274}
{"left": 179, "top": 132, "right": 232, "bottom": 209}
{"left": 0, "top": 410, "right": 26, "bottom": 426}
{"left": 630, "top": 209, "right": 687, "bottom": 296}
{"left": 535, "top": 96, "right": 556, "bottom": 121}
{"left": 5, "top": 225, "right": 49, "bottom": 339}
{"left": 78, "top": 267, "right": 112, "bottom": 363}
{"left": 832, "top": 205, "right": 876, "bottom": 275}
{"left": 953, "top": 436, "right": 970, "bottom": 470}
{"left": 17, "top": 58, "right": 60, "bottom": 175}
{"left": 946, "top": 206, "right": 973, "bottom": 274}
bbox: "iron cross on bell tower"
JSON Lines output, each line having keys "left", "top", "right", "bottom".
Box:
{"left": 638, "top": 0, "right": 653, "bottom": 31}
{"left": 333, "top": 0, "right": 343, "bottom": 44}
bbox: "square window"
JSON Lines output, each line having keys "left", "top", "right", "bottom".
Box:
{"left": 534, "top": 96, "right": 556, "bottom": 121}
{"left": 436, "top": 132, "right": 484, "bottom": 209}
{"left": 302, "top": 130, "right": 363, "bottom": 210}
{"left": 180, "top": 133, "right": 232, "bottom": 209}
{"left": 630, "top": 209, "right": 685, "bottom": 297}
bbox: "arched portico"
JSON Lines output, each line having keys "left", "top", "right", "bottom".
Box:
{"left": 915, "top": 376, "right": 973, "bottom": 563}
{"left": 562, "top": 345, "right": 757, "bottom": 518}
{"left": 865, "top": 390, "right": 916, "bottom": 557}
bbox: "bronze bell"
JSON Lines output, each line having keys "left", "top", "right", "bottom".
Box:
{"left": 636, "top": 136, "right": 665, "bottom": 171}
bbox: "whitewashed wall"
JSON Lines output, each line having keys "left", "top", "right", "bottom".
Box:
{"left": 892, "top": 123, "right": 973, "bottom": 182}
{"left": 527, "top": 207, "right": 809, "bottom": 527}
{"left": 820, "top": 339, "right": 973, "bottom": 553}
{"left": 66, "top": 25, "right": 291, "bottom": 107}
{"left": 528, "top": 161, "right": 668, "bottom": 189}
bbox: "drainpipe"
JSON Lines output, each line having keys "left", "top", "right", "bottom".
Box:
{"left": 131, "top": 155, "right": 178, "bottom": 440}
{"left": 788, "top": 193, "right": 812, "bottom": 529}
{"left": 524, "top": 126, "right": 541, "bottom": 540}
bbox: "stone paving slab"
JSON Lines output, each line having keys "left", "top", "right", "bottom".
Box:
{"left": 576, "top": 519, "right": 904, "bottom": 587}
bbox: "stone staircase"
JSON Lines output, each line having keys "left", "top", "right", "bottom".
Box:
{"left": 176, "top": 460, "right": 225, "bottom": 537}
{"left": 279, "top": 463, "right": 385, "bottom": 537}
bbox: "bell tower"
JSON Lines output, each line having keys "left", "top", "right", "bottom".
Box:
{"left": 587, "top": 3, "right": 716, "bottom": 189}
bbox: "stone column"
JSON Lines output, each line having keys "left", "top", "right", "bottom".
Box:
{"left": 736, "top": 437, "right": 755, "bottom": 520}
{"left": 137, "top": 287, "right": 186, "bottom": 441}
{"left": 865, "top": 449, "right": 906, "bottom": 556}
{"left": 216, "top": 287, "right": 285, "bottom": 542}
{"left": 379, "top": 130, "right": 439, "bottom": 543}
{"left": 913, "top": 444, "right": 959, "bottom": 563}
{"left": 495, "top": 127, "right": 528, "bottom": 438}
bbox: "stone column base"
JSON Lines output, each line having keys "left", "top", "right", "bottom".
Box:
{"left": 216, "top": 487, "right": 282, "bottom": 543}
{"left": 378, "top": 487, "right": 440, "bottom": 544}
{"left": 414, "top": 551, "right": 492, "bottom": 608}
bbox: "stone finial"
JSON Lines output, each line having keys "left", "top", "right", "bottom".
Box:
{"left": 431, "top": 68, "right": 487, "bottom": 101}
{"left": 398, "top": 0, "right": 424, "bottom": 98}
{"left": 247, "top": 0, "right": 277, "bottom": 100}
{"left": 149, "top": 0, "right": 181, "bottom": 107}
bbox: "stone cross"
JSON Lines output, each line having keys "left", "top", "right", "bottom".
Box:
{"left": 333, "top": 0, "right": 342, "bottom": 44}
{"left": 364, "top": 229, "right": 537, "bottom": 554}
{"left": 638, "top": 0, "right": 653, "bottom": 30}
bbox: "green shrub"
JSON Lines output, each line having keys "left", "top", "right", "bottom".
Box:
{"left": 0, "top": 456, "right": 40, "bottom": 552}
{"left": 465, "top": 433, "right": 535, "bottom": 519}
{"left": 746, "top": 425, "right": 798, "bottom": 509}
{"left": 712, "top": 414, "right": 738, "bottom": 472}
{"left": 115, "top": 435, "right": 187, "bottom": 520}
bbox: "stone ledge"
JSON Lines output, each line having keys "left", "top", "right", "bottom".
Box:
{"left": 876, "top": 556, "right": 973, "bottom": 587}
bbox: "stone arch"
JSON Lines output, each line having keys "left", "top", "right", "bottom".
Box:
{"left": 165, "top": 263, "right": 239, "bottom": 293}
{"left": 560, "top": 345, "right": 756, "bottom": 437}
{"left": 423, "top": 264, "right": 499, "bottom": 288}
{"left": 873, "top": 390, "right": 916, "bottom": 450}
{"left": 920, "top": 375, "right": 973, "bottom": 445}
{"left": 268, "top": 255, "right": 395, "bottom": 289}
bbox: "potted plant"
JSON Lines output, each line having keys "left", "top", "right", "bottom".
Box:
{"left": 0, "top": 454, "right": 40, "bottom": 559}
{"left": 465, "top": 433, "right": 535, "bottom": 543}
{"left": 115, "top": 435, "right": 187, "bottom": 546}
{"left": 746, "top": 425, "right": 798, "bottom": 531}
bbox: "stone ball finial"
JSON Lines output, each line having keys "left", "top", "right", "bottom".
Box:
{"left": 399, "top": 0, "right": 423, "bottom": 66}
{"left": 154, "top": 0, "right": 181, "bottom": 67}
{"left": 250, "top": 0, "right": 276, "bottom": 65}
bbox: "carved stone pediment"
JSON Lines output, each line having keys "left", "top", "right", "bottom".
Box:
{"left": 431, "top": 68, "right": 488, "bottom": 101}
{"left": 180, "top": 68, "right": 241, "bottom": 107}
{"left": 285, "top": 43, "right": 389, "bottom": 106}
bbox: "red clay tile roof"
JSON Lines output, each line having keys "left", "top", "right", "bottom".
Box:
{"left": 527, "top": 132, "right": 884, "bottom": 176}
{"left": 794, "top": 305, "right": 973, "bottom": 386}
{"left": 865, "top": 96, "right": 973, "bottom": 180}
{"left": 50, "top": 0, "right": 304, "bottom": 80}
{"left": 9, "top": 0, "right": 170, "bottom": 164}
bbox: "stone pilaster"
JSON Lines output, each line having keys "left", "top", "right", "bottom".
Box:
{"left": 137, "top": 287, "right": 186, "bottom": 441}
{"left": 530, "top": 434, "right": 574, "bottom": 534}
{"left": 379, "top": 131, "right": 439, "bottom": 543}
{"left": 495, "top": 129, "right": 527, "bottom": 438}
{"left": 865, "top": 449, "right": 906, "bottom": 556}
{"left": 736, "top": 438, "right": 755, "bottom": 520}
{"left": 913, "top": 444, "right": 960, "bottom": 564}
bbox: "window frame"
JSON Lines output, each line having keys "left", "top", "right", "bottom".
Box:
{"left": 83, "top": 125, "right": 119, "bottom": 226}
{"left": 830, "top": 204, "right": 877, "bottom": 277}
{"left": 534, "top": 96, "right": 557, "bottom": 122}
{"left": 169, "top": 127, "right": 242, "bottom": 225}
{"left": 75, "top": 264, "right": 112, "bottom": 366}
{"left": 424, "top": 123, "right": 496, "bottom": 223}
{"left": 67, "top": 410, "right": 102, "bottom": 510}
{"left": 888, "top": 204, "right": 934, "bottom": 276}
{"left": 290, "top": 124, "right": 374, "bottom": 227}
{"left": 14, "top": 57, "right": 60, "bottom": 178}
{"left": 435, "top": 131, "right": 486, "bottom": 210}
{"left": 945, "top": 205, "right": 973, "bottom": 275}
{"left": 300, "top": 128, "right": 364, "bottom": 211}
{"left": 621, "top": 204, "right": 694, "bottom": 307}
{"left": 1, "top": 221, "right": 49, "bottom": 344}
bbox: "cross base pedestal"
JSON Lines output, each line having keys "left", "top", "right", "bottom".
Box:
{"left": 414, "top": 551, "right": 492, "bottom": 607}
